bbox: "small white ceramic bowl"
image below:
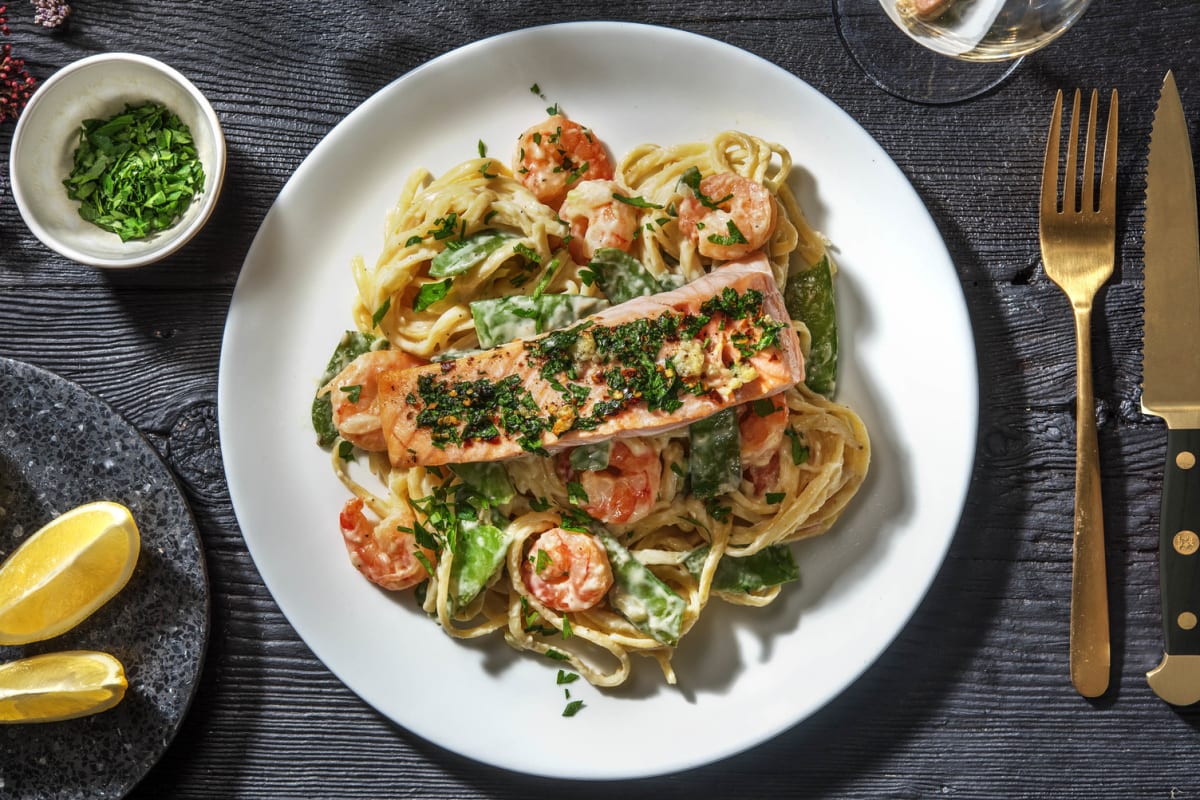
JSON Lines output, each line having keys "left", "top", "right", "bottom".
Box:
{"left": 9, "top": 53, "right": 226, "bottom": 268}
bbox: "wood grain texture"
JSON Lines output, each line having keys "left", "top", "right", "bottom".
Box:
{"left": 2, "top": 1, "right": 1199, "bottom": 797}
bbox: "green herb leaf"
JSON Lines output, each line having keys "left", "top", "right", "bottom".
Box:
{"left": 371, "top": 297, "right": 392, "bottom": 328}
{"left": 612, "top": 193, "right": 663, "bottom": 209}
{"left": 707, "top": 220, "right": 749, "bottom": 247}
{"left": 562, "top": 699, "right": 585, "bottom": 717}
{"left": 340, "top": 384, "right": 362, "bottom": 404}
{"left": 556, "top": 669, "right": 580, "bottom": 685}
{"left": 63, "top": 102, "right": 206, "bottom": 242}
{"left": 765, "top": 492, "right": 786, "bottom": 504}
{"left": 413, "top": 279, "right": 453, "bottom": 312}
{"left": 784, "top": 428, "right": 810, "bottom": 466}
{"left": 566, "top": 481, "right": 589, "bottom": 506}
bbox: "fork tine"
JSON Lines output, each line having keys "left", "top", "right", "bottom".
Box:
{"left": 1081, "top": 90, "right": 1098, "bottom": 212}
{"left": 1064, "top": 89, "right": 1082, "bottom": 213}
{"left": 1100, "top": 89, "right": 1119, "bottom": 217}
{"left": 1041, "top": 89, "right": 1063, "bottom": 215}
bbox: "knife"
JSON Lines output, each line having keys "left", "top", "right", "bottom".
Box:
{"left": 1143, "top": 70, "right": 1200, "bottom": 706}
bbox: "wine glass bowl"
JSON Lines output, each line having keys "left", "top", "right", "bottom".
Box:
{"left": 882, "top": 0, "right": 1094, "bottom": 62}
{"left": 835, "top": 0, "right": 1094, "bottom": 104}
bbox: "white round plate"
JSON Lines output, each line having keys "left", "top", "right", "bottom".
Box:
{"left": 219, "top": 22, "right": 977, "bottom": 780}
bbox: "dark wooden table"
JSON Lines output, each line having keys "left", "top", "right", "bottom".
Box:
{"left": 2, "top": 1, "right": 1198, "bottom": 797}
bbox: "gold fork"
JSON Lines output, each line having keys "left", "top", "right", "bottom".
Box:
{"left": 1039, "top": 88, "right": 1118, "bottom": 698}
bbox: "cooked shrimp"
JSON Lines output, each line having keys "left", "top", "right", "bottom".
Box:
{"left": 322, "top": 349, "right": 425, "bottom": 452}
{"left": 521, "top": 527, "right": 613, "bottom": 612}
{"left": 559, "top": 439, "right": 663, "bottom": 525}
{"left": 739, "top": 394, "right": 789, "bottom": 468}
{"left": 513, "top": 115, "right": 614, "bottom": 208}
{"left": 558, "top": 179, "right": 639, "bottom": 264}
{"left": 677, "top": 172, "right": 777, "bottom": 261}
{"left": 339, "top": 497, "right": 434, "bottom": 591}
{"left": 739, "top": 394, "right": 789, "bottom": 495}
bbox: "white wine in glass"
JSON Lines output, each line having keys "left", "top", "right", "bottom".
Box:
{"left": 834, "top": 0, "right": 1093, "bottom": 103}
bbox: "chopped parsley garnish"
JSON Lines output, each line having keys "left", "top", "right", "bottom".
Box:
{"left": 337, "top": 440, "right": 355, "bottom": 461}
{"left": 677, "top": 166, "right": 733, "bottom": 211}
{"left": 428, "top": 213, "right": 459, "bottom": 240}
{"left": 784, "top": 428, "right": 810, "bottom": 465}
{"left": 546, "top": 102, "right": 560, "bottom": 116}
{"left": 405, "top": 235, "right": 423, "bottom": 247}
{"left": 707, "top": 220, "right": 749, "bottom": 247}
{"left": 566, "top": 481, "right": 589, "bottom": 506}
{"left": 534, "top": 547, "right": 553, "bottom": 574}
{"left": 530, "top": 83, "right": 544, "bottom": 98}
{"left": 613, "top": 193, "right": 664, "bottom": 209}
{"left": 559, "top": 507, "right": 593, "bottom": 533}
{"left": 63, "top": 102, "right": 206, "bottom": 242}
{"left": 545, "top": 649, "right": 570, "bottom": 661}
{"left": 339, "top": 384, "right": 362, "bottom": 404}
{"left": 479, "top": 161, "right": 498, "bottom": 179}
{"left": 556, "top": 669, "right": 580, "bottom": 685}
{"left": 477, "top": 139, "right": 487, "bottom": 157}
{"left": 413, "top": 279, "right": 453, "bottom": 312}
{"left": 371, "top": 297, "right": 391, "bottom": 328}
{"left": 530, "top": 496, "right": 551, "bottom": 512}
{"left": 765, "top": 492, "right": 786, "bottom": 504}
{"left": 562, "top": 699, "right": 585, "bottom": 717}
{"left": 413, "top": 550, "right": 435, "bottom": 576}
{"left": 565, "top": 160, "right": 589, "bottom": 185}
{"left": 561, "top": 615, "right": 573, "bottom": 639}
{"left": 705, "top": 498, "right": 732, "bottom": 522}
{"left": 514, "top": 242, "right": 541, "bottom": 263}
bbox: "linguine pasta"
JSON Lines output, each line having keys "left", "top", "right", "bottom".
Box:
{"left": 317, "top": 121, "right": 870, "bottom": 687}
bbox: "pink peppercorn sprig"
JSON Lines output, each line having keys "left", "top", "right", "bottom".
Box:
{"left": 0, "top": 5, "right": 37, "bottom": 123}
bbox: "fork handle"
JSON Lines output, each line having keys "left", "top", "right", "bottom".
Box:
{"left": 1069, "top": 305, "right": 1110, "bottom": 698}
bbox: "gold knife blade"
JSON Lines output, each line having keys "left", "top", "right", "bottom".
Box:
{"left": 1142, "top": 70, "right": 1200, "bottom": 706}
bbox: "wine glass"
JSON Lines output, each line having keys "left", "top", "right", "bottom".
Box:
{"left": 833, "top": 0, "right": 1094, "bottom": 104}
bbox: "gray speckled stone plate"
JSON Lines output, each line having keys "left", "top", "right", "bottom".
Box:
{"left": 0, "top": 357, "right": 209, "bottom": 799}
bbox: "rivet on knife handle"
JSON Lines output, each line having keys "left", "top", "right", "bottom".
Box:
{"left": 1146, "top": 430, "right": 1200, "bottom": 706}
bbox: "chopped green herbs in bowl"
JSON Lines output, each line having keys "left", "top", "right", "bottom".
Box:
{"left": 9, "top": 53, "right": 225, "bottom": 268}
{"left": 64, "top": 102, "right": 207, "bottom": 242}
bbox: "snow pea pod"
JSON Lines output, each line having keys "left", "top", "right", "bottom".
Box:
{"left": 449, "top": 519, "right": 511, "bottom": 610}
{"left": 470, "top": 294, "right": 608, "bottom": 348}
{"left": 684, "top": 544, "right": 799, "bottom": 594}
{"left": 588, "top": 248, "right": 662, "bottom": 305}
{"left": 599, "top": 531, "right": 685, "bottom": 646}
{"left": 429, "top": 230, "right": 517, "bottom": 277}
{"left": 784, "top": 254, "right": 838, "bottom": 396}
{"left": 688, "top": 407, "right": 741, "bottom": 498}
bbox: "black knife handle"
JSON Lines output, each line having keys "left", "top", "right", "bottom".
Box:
{"left": 1160, "top": 428, "right": 1200, "bottom": 654}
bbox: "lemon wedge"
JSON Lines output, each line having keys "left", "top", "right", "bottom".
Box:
{"left": 0, "top": 651, "right": 127, "bottom": 723}
{"left": 0, "top": 501, "right": 140, "bottom": 645}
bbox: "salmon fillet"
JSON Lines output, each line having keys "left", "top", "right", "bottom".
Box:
{"left": 378, "top": 254, "right": 805, "bottom": 467}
